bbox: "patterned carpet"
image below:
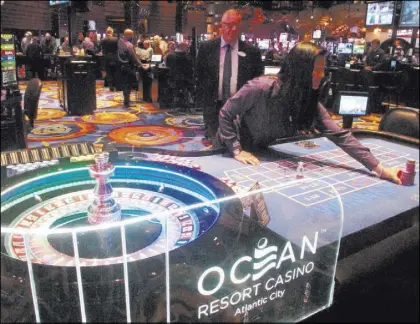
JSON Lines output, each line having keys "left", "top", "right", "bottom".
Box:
{"left": 21, "top": 80, "right": 210, "bottom": 152}
{"left": 21, "top": 80, "right": 381, "bottom": 151}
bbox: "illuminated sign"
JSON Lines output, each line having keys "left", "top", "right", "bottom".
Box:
{"left": 196, "top": 231, "right": 318, "bottom": 318}
{"left": 1, "top": 33, "right": 17, "bottom": 87}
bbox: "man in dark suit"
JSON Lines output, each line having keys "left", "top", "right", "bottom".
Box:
{"left": 101, "top": 27, "right": 119, "bottom": 91}
{"left": 195, "top": 9, "right": 263, "bottom": 141}
{"left": 364, "top": 39, "right": 385, "bottom": 71}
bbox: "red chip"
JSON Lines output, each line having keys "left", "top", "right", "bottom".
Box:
{"left": 192, "top": 164, "right": 201, "bottom": 170}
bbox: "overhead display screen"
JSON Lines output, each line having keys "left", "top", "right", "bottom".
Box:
{"left": 399, "top": 0, "right": 419, "bottom": 27}
{"left": 366, "top": 1, "right": 395, "bottom": 26}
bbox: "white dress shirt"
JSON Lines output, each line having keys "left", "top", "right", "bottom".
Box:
{"left": 218, "top": 38, "right": 239, "bottom": 100}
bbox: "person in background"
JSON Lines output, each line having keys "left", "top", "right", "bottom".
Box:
{"left": 136, "top": 40, "right": 153, "bottom": 62}
{"left": 21, "top": 31, "right": 33, "bottom": 54}
{"left": 163, "top": 41, "right": 176, "bottom": 63}
{"left": 101, "top": 27, "right": 119, "bottom": 91}
{"left": 159, "top": 34, "right": 168, "bottom": 54}
{"left": 265, "top": 43, "right": 278, "bottom": 61}
{"left": 136, "top": 40, "right": 153, "bottom": 102}
{"left": 152, "top": 36, "right": 163, "bottom": 55}
{"left": 60, "top": 36, "right": 71, "bottom": 54}
{"left": 166, "top": 42, "right": 194, "bottom": 106}
{"left": 195, "top": 8, "right": 263, "bottom": 142}
{"left": 82, "top": 37, "right": 94, "bottom": 54}
{"left": 117, "top": 29, "right": 143, "bottom": 107}
{"left": 25, "top": 36, "right": 44, "bottom": 80}
{"left": 215, "top": 42, "right": 401, "bottom": 185}
{"left": 364, "top": 39, "right": 385, "bottom": 71}
{"left": 76, "top": 32, "right": 85, "bottom": 48}
{"left": 40, "top": 32, "right": 57, "bottom": 55}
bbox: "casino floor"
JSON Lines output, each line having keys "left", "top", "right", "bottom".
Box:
{"left": 1, "top": 80, "right": 419, "bottom": 323}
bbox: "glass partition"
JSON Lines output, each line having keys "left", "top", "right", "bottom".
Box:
{"left": 1, "top": 158, "right": 343, "bottom": 323}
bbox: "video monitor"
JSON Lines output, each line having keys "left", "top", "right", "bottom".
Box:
{"left": 258, "top": 39, "right": 270, "bottom": 50}
{"left": 337, "top": 43, "right": 353, "bottom": 55}
{"left": 337, "top": 91, "right": 369, "bottom": 116}
{"left": 312, "top": 29, "right": 322, "bottom": 40}
{"left": 49, "top": 0, "right": 69, "bottom": 5}
{"left": 352, "top": 44, "right": 365, "bottom": 55}
{"left": 366, "top": 1, "right": 395, "bottom": 26}
{"left": 399, "top": 0, "right": 419, "bottom": 27}
{"left": 264, "top": 66, "right": 281, "bottom": 75}
{"left": 151, "top": 54, "right": 162, "bottom": 63}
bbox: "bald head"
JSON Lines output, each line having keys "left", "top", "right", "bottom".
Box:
{"left": 221, "top": 9, "right": 242, "bottom": 43}
{"left": 222, "top": 9, "right": 242, "bottom": 23}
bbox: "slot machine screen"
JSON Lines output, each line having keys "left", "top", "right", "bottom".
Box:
{"left": 353, "top": 44, "right": 365, "bottom": 55}
{"left": 337, "top": 43, "right": 353, "bottom": 55}
{"left": 1, "top": 33, "right": 18, "bottom": 89}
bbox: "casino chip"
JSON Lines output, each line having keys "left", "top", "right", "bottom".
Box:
{"left": 146, "top": 154, "right": 197, "bottom": 169}
{"left": 295, "top": 141, "right": 320, "bottom": 149}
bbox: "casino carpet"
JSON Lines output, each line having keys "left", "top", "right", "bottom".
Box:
{"left": 21, "top": 80, "right": 381, "bottom": 152}
{"left": 20, "top": 80, "right": 211, "bottom": 152}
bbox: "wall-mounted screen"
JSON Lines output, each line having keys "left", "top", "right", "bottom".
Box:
{"left": 399, "top": 0, "right": 419, "bottom": 27}
{"left": 366, "top": 1, "right": 395, "bottom": 26}
{"left": 352, "top": 44, "right": 365, "bottom": 55}
{"left": 337, "top": 43, "right": 353, "bottom": 55}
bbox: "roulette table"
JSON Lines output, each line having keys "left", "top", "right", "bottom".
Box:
{"left": 1, "top": 130, "right": 418, "bottom": 323}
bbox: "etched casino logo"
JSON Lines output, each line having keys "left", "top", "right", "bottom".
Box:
{"left": 197, "top": 232, "right": 318, "bottom": 318}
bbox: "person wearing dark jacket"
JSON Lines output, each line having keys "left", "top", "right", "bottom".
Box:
{"left": 215, "top": 42, "right": 402, "bottom": 185}
{"left": 25, "top": 37, "right": 44, "bottom": 80}
{"left": 364, "top": 39, "right": 385, "bottom": 71}
{"left": 117, "top": 29, "right": 143, "bottom": 107}
{"left": 195, "top": 9, "right": 263, "bottom": 141}
{"left": 101, "top": 27, "right": 119, "bottom": 91}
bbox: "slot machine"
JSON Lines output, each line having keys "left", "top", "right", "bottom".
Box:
{"left": 1, "top": 33, "right": 25, "bottom": 151}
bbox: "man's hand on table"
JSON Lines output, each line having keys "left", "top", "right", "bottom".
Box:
{"left": 364, "top": 66, "right": 372, "bottom": 71}
{"left": 373, "top": 164, "right": 402, "bottom": 185}
{"left": 234, "top": 150, "right": 260, "bottom": 166}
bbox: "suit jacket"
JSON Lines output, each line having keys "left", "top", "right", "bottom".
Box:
{"left": 195, "top": 37, "right": 263, "bottom": 108}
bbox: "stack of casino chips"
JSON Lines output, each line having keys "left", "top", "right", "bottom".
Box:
{"left": 398, "top": 159, "right": 416, "bottom": 186}
{"left": 147, "top": 153, "right": 201, "bottom": 170}
{"left": 5, "top": 160, "right": 60, "bottom": 177}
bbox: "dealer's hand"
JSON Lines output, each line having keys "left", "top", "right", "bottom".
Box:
{"left": 373, "top": 164, "right": 402, "bottom": 185}
{"left": 234, "top": 150, "right": 260, "bottom": 166}
{"left": 364, "top": 66, "right": 372, "bottom": 71}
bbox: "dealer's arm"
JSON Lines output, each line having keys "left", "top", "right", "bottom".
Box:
{"left": 314, "top": 103, "right": 402, "bottom": 184}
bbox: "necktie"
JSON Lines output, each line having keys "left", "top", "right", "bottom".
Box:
{"left": 222, "top": 44, "right": 232, "bottom": 101}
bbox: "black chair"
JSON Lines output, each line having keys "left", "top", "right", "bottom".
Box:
{"left": 360, "top": 69, "right": 381, "bottom": 113}
{"left": 379, "top": 71, "right": 404, "bottom": 110}
{"left": 378, "top": 107, "right": 419, "bottom": 139}
{"left": 336, "top": 67, "right": 359, "bottom": 92}
{"left": 24, "top": 78, "right": 42, "bottom": 130}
